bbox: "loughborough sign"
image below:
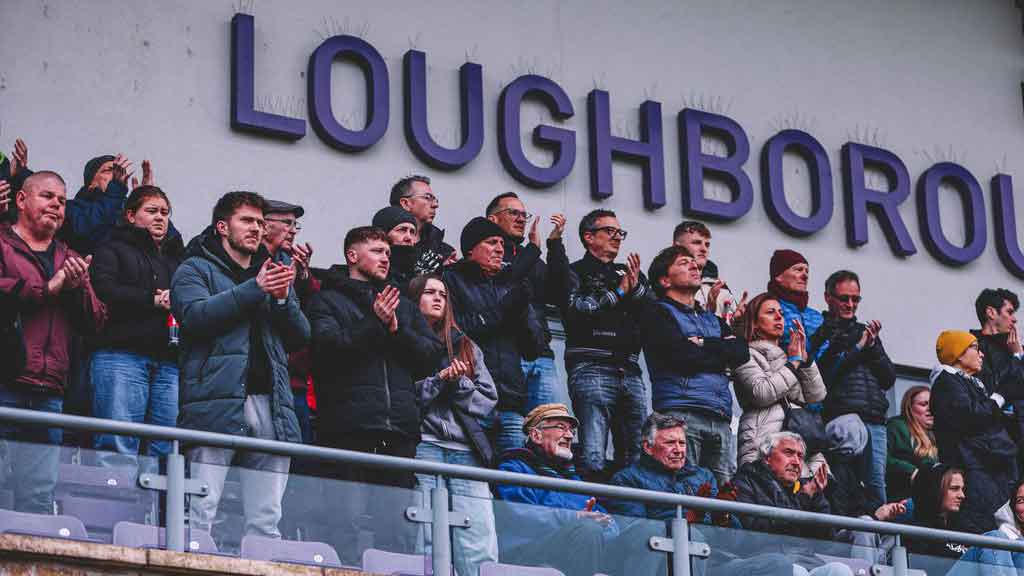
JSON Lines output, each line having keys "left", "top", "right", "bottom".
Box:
{"left": 229, "top": 13, "right": 1024, "bottom": 278}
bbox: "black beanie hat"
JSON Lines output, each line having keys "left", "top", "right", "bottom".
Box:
{"left": 83, "top": 155, "right": 116, "bottom": 188}
{"left": 460, "top": 217, "right": 505, "bottom": 256}
{"left": 372, "top": 206, "right": 417, "bottom": 233}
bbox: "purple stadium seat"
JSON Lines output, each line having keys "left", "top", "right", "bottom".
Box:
{"left": 0, "top": 508, "right": 90, "bottom": 541}
{"left": 479, "top": 562, "right": 565, "bottom": 576}
{"left": 361, "top": 548, "right": 445, "bottom": 575}
{"left": 112, "top": 521, "right": 219, "bottom": 553}
{"left": 241, "top": 534, "right": 343, "bottom": 568}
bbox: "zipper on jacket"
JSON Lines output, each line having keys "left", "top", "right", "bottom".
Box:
{"left": 383, "top": 360, "right": 392, "bottom": 431}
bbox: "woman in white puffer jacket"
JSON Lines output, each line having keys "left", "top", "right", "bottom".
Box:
{"left": 733, "top": 292, "right": 827, "bottom": 476}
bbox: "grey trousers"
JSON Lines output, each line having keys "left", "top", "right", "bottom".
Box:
{"left": 187, "top": 395, "right": 290, "bottom": 538}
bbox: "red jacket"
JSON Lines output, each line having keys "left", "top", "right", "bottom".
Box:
{"left": 0, "top": 223, "right": 106, "bottom": 393}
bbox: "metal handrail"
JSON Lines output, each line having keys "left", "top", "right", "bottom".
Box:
{"left": 1, "top": 405, "right": 1022, "bottom": 556}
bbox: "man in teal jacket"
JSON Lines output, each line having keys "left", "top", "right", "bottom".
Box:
{"left": 171, "top": 191, "right": 309, "bottom": 539}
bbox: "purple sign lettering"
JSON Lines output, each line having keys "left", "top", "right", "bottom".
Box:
{"left": 230, "top": 14, "right": 305, "bottom": 139}
{"left": 760, "top": 129, "right": 833, "bottom": 236}
{"left": 841, "top": 143, "right": 917, "bottom": 256}
{"left": 404, "top": 50, "right": 483, "bottom": 170}
{"left": 678, "top": 109, "right": 753, "bottom": 221}
{"left": 916, "top": 162, "right": 986, "bottom": 265}
{"left": 497, "top": 75, "right": 576, "bottom": 188}
{"left": 588, "top": 90, "right": 665, "bottom": 208}
{"left": 991, "top": 174, "right": 1024, "bottom": 278}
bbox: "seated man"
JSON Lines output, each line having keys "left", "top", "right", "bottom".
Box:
{"left": 732, "top": 432, "right": 855, "bottom": 576}
{"left": 494, "top": 403, "right": 618, "bottom": 576}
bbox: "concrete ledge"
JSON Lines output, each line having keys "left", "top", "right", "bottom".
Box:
{"left": 0, "top": 533, "right": 369, "bottom": 576}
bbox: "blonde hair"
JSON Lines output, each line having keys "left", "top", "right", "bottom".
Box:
{"left": 901, "top": 385, "right": 937, "bottom": 461}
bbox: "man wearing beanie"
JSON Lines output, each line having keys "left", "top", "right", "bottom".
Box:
{"left": 767, "top": 248, "right": 826, "bottom": 360}
{"left": 930, "top": 329, "right": 1022, "bottom": 533}
{"left": 485, "top": 192, "right": 566, "bottom": 430}
{"left": 443, "top": 216, "right": 544, "bottom": 454}
{"left": 371, "top": 205, "right": 434, "bottom": 291}
{"left": 494, "top": 403, "right": 614, "bottom": 576}
{"left": 61, "top": 154, "right": 137, "bottom": 256}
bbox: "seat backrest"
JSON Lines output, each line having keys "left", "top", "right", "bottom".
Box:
{"left": 479, "top": 562, "right": 565, "bottom": 576}
{"left": 58, "top": 463, "right": 137, "bottom": 492}
{"left": 241, "top": 534, "right": 341, "bottom": 567}
{"left": 112, "top": 521, "right": 218, "bottom": 553}
{"left": 362, "top": 548, "right": 432, "bottom": 575}
{"left": 0, "top": 508, "right": 89, "bottom": 541}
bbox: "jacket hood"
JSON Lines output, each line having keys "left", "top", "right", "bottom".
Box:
{"left": 319, "top": 264, "right": 386, "bottom": 303}
{"left": 826, "top": 413, "right": 868, "bottom": 458}
{"left": 994, "top": 501, "right": 1022, "bottom": 540}
{"left": 109, "top": 223, "right": 184, "bottom": 256}
{"left": 184, "top": 225, "right": 269, "bottom": 280}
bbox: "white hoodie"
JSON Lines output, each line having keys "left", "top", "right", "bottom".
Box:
{"left": 994, "top": 500, "right": 1023, "bottom": 541}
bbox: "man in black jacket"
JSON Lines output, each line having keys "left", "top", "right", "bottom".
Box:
{"left": 733, "top": 432, "right": 855, "bottom": 576}
{"left": 443, "top": 217, "right": 541, "bottom": 454}
{"left": 549, "top": 209, "right": 650, "bottom": 482}
{"left": 485, "top": 192, "right": 567, "bottom": 421}
{"left": 307, "top": 225, "right": 443, "bottom": 563}
{"left": 816, "top": 270, "right": 895, "bottom": 511}
{"left": 971, "top": 288, "right": 1024, "bottom": 447}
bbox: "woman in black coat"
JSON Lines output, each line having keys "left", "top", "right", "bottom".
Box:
{"left": 89, "top": 186, "right": 183, "bottom": 464}
{"left": 930, "top": 330, "right": 1021, "bottom": 534}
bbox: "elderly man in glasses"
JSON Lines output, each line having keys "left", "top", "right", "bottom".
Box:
{"left": 485, "top": 192, "right": 567, "bottom": 451}
{"left": 546, "top": 208, "right": 651, "bottom": 483}
{"left": 389, "top": 175, "right": 456, "bottom": 271}
{"left": 495, "top": 403, "right": 618, "bottom": 576}
{"left": 816, "top": 270, "right": 895, "bottom": 513}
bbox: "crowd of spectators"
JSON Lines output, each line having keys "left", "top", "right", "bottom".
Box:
{"left": 2, "top": 138, "right": 1023, "bottom": 575}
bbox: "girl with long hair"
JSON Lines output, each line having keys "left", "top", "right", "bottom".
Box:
{"left": 407, "top": 274, "right": 498, "bottom": 576}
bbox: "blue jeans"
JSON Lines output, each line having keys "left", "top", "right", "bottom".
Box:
{"left": 415, "top": 443, "right": 498, "bottom": 576}
{"left": 495, "top": 410, "right": 526, "bottom": 455}
{"left": 91, "top": 350, "right": 178, "bottom": 466}
{"left": 0, "top": 387, "right": 63, "bottom": 513}
{"left": 568, "top": 361, "right": 646, "bottom": 479}
{"left": 859, "top": 423, "right": 887, "bottom": 510}
{"left": 666, "top": 410, "right": 734, "bottom": 486}
{"left": 522, "top": 356, "right": 559, "bottom": 410}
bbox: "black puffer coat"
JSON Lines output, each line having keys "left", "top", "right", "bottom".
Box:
{"left": 732, "top": 459, "right": 834, "bottom": 541}
{"left": 816, "top": 315, "right": 896, "bottom": 425}
{"left": 90, "top": 225, "right": 184, "bottom": 360}
{"left": 308, "top": 266, "right": 443, "bottom": 442}
{"left": 442, "top": 259, "right": 539, "bottom": 413}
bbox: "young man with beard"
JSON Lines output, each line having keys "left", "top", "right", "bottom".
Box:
{"left": 443, "top": 216, "right": 544, "bottom": 454}
{"left": 307, "top": 225, "right": 442, "bottom": 564}
{"left": 486, "top": 192, "right": 567, "bottom": 420}
{"left": 817, "top": 270, "right": 895, "bottom": 511}
{"left": 172, "top": 191, "right": 309, "bottom": 539}
{"left": 971, "top": 288, "right": 1024, "bottom": 447}
{"left": 0, "top": 171, "right": 106, "bottom": 513}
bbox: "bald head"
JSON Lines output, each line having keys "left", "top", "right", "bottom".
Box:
{"left": 17, "top": 170, "right": 67, "bottom": 239}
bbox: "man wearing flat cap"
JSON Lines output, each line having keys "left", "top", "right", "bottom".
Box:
{"left": 442, "top": 217, "right": 545, "bottom": 455}
{"left": 494, "top": 403, "right": 617, "bottom": 576}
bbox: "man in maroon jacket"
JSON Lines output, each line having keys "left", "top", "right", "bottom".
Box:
{"left": 0, "top": 170, "right": 106, "bottom": 513}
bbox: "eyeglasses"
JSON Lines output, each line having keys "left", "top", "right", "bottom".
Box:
{"left": 538, "top": 423, "right": 576, "bottom": 435}
{"left": 265, "top": 218, "right": 302, "bottom": 231}
{"left": 406, "top": 193, "right": 438, "bottom": 204}
{"left": 493, "top": 208, "right": 533, "bottom": 221}
{"left": 588, "top": 226, "right": 628, "bottom": 240}
{"left": 830, "top": 294, "right": 862, "bottom": 304}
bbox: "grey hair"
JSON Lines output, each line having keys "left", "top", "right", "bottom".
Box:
{"left": 642, "top": 412, "right": 687, "bottom": 446}
{"left": 759, "top": 431, "right": 805, "bottom": 460}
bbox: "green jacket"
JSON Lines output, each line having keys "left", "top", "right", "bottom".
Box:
{"left": 886, "top": 416, "right": 937, "bottom": 502}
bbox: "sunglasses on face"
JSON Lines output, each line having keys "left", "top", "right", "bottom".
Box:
{"left": 831, "top": 294, "right": 862, "bottom": 304}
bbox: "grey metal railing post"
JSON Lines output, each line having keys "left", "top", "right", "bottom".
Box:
{"left": 891, "top": 534, "right": 908, "bottom": 576}
{"left": 431, "top": 475, "right": 451, "bottom": 576}
{"left": 165, "top": 440, "right": 186, "bottom": 552}
{"left": 672, "top": 505, "right": 690, "bottom": 576}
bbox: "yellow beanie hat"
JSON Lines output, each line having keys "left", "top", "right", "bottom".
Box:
{"left": 935, "top": 330, "right": 976, "bottom": 366}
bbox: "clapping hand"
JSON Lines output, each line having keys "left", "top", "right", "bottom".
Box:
{"left": 438, "top": 358, "right": 471, "bottom": 381}
{"left": 291, "top": 242, "right": 313, "bottom": 279}
{"left": 373, "top": 285, "right": 401, "bottom": 333}
{"left": 131, "top": 160, "right": 154, "bottom": 190}
{"left": 548, "top": 213, "right": 566, "bottom": 240}
{"left": 857, "top": 320, "right": 882, "bottom": 349}
{"left": 48, "top": 255, "right": 92, "bottom": 294}
{"left": 800, "top": 462, "right": 829, "bottom": 497}
{"left": 618, "top": 253, "right": 641, "bottom": 295}
{"left": 257, "top": 260, "right": 295, "bottom": 300}
{"left": 787, "top": 318, "right": 808, "bottom": 365}
{"left": 154, "top": 289, "right": 171, "bottom": 310}
{"left": 10, "top": 139, "right": 28, "bottom": 176}
{"left": 0, "top": 180, "right": 9, "bottom": 214}
{"left": 111, "top": 154, "right": 135, "bottom": 185}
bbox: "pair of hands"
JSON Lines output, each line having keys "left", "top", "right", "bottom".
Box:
{"left": 618, "top": 252, "right": 642, "bottom": 295}
{"left": 289, "top": 242, "right": 313, "bottom": 279}
{"left": 576, "top": 497, "right": 612, "bottom": 525}
{"left": 800, "top": 461, "right": 829, "bottom": 497}
{"left": 153, "top": 289, "right": 171, "bottom": 310}
{"left": 857, "top": 320, "right": 883, "bottom": 349}
{"left": 256, "top": 259, "right": 295, "bottom": 300}
{"left": 523, "top": 213, "right": 568, "bottom": 246}
{"left": 787, "top": 318, "right": 809, "bottom": 366}
{"left": 438, "top": 358, "right": 471, "bottom": 381}
{"left": 373, "top": 285, "right": 401, "bottom": 334}
{"left": 0, "top": 139, "right": 29, "bottom": 213}
{"left": 46, "top": 254, "right": 92, "bottom": 295}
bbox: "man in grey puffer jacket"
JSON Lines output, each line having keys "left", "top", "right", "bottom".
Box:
{"left": 171, "top": 191, "right": 309, "bottom": 539}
